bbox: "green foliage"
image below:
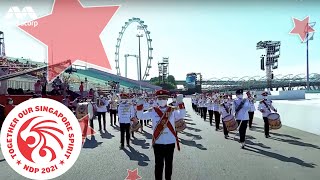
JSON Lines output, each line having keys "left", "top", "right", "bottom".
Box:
{"left": 149, "top": 75, "right": 177, "bottom": 90}
{"left": 167, "top": 75, "right": 176, "bottom": 85}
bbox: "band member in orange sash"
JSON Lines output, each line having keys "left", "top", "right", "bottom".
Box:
{"left": 136, "top": 90, "right": 186, "bottom": 180}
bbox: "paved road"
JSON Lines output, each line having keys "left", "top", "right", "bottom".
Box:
{"left": 1, "top": 98, "right": 320, "bottom": 180}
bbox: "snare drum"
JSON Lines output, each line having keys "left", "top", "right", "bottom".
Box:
{"left": 130, "top": 121, "right": 141, "bottom": 132}
{"left": 267, "top": 113, "right": 282, "bottom": 130}
{"left": 175, "top": 119, "right": 186, "bottom": 132}
{"left": 222, "top": 114, "right": 237, "bottom": 131}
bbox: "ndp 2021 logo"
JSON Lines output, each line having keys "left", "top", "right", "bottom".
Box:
{"left": 1, "top": 98, "right": 82, "bottom": 180}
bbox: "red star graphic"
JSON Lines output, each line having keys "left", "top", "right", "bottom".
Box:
{"left": 59, "top": 160, "right": 64, "bottom": 165}
{"left": 18, "top": 0, "right": 119, "bottom": 82}
{"left": 289, "top": 16, "right": 315, "bottom": 42}
{"left": 79, "top": 114, "right": 96, "bottom": 144}
{"left": 125, "top": 168, "right": 142, "bottom": 180}
{"left": 16, "top": 160, "right": 21, "bottom": 165}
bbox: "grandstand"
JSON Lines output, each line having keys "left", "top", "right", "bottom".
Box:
{"left": 0, "top": 57, "right": 161, "bottom": 93}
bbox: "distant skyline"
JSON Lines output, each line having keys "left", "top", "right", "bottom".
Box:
{"left": 0, "top": 0, "right": 320, "bottom": 80}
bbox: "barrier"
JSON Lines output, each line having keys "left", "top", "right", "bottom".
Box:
{"left": 255, "top": 90, "right": 306, "bottom": 101}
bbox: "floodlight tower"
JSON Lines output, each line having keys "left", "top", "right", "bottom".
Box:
{"left": 158, "top": 57, "right": 169, "bottom": 84}
{"left": 124, "top": 54, "right": 139, "bottom": 79}
{"left": 0, "top": 31, "right": 5, "bottom": 57}
{"left": 257, "top": 41, "right": 281, "bottom": 90}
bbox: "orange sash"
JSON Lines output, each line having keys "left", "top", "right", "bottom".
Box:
{"left": 152, "top": 106, "right": 180, "bottom": 151}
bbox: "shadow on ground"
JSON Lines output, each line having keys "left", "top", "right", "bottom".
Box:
{"left": 245, "top": 145, "right": 317, "bottom": 168}
{"left": 83, "top": 136, "right": 103, "bottom": 149}
{"left": 180, "top": 138, "right": 207, "bottom": 150}
{"left": 132, "top": 138, "right": 150, "bottom": 149}
{"left": 123, "top": 146, "right": 150, "bottom": 166}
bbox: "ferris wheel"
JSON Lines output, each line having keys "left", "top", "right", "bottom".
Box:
{"left": 114, "top": 17, "right": 153, "bottom": 80}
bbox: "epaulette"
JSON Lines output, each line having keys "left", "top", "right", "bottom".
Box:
{"left": 259, "top": 100, "right": 264, "bottom": 103}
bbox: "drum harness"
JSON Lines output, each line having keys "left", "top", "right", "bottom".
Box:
{"left": 261, "top": 100, "right": 272, "bottom": 112}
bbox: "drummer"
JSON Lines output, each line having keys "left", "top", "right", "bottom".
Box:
{"left": 219, "top": 94, "right": 232, "bottom": 139}
{"left": 258, "top": 91, "right": 277, "bottom": 138}
{"left": 118, "top": 93, "right": 135, "bottom": 148}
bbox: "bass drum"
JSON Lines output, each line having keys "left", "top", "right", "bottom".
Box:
{"left": 76, "top": 102, "right": 94, "bottom": 121}
{"left": 222, "top": 114, "right": 237, "bottom": 131}
{"left": 268, "top": 113, "right": 282, "bottom": 130}
{"left": 130, "top": 118, "right": 141, "bottom": 132}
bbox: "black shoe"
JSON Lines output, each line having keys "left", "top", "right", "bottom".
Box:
{"left": 127, "top": 143, "right": 130, "bottom": 147}
{"left": 120, "top": 145, "right": 124, "bottom": 149}
{"left": 224, "top": 135, "right": 229, "bottom": 139}
{"left": 265, "top": 135, "right": 271, "bottom": 138}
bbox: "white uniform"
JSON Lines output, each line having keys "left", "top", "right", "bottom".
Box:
{"left": 258, "top": 99, "right": 276, "bottom": 117}
{"left": 118, "top": 102, "right": 135, "bottom": 124}
{"left": 137, "top": 106, "right": 186, "bottom": 144}
{"left": 96, "top": 99, "right": 108, "bottom": 112}
{"left": 219, "top": 101, "right": 232, "bottom": 119}
{"left": 232, "top": 98, "right": 250, "bottom": 120}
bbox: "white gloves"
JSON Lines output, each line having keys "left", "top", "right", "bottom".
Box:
{"left": 176, "top": 94, "right": 183, "bottom": 103}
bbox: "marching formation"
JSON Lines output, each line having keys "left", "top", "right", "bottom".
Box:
{"left": 191, "top": 89, "right": 281, "bottom": 149}
{"left": 73, "top": 88, "right": 281, "bottom": 179}
{"left": 75, "top": 89, "right": 186, "bottom": 180}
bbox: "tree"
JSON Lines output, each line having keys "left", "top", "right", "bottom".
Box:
{"left": 167, "top": 75, "right": 176, "bottom": 85}
{"left": 148, "top": 76, "right": 176, "bottom": 90}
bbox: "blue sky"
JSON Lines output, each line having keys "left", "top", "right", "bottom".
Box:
{"left": 0, "top": 0, "right": 319, "bottom": 80}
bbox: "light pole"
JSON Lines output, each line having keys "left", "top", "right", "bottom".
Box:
{"left": 136, "top": 25, "right": 144, "bottom": 81}
{"left": 303, "top": 21, "right": 315, "bottom": 91}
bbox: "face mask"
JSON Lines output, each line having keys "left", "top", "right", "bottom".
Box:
{"left": 8, "top": 101, "right": 13, "bottom": 105}
{"left": 172, "top": 98, "right": 176, "bottom": 102}
{"left": 237, "top": 95, "right": 243, "bottom": 99}
{"left": 263, "top": 96, "right": 268, "bottom": 99}
{"left": 157, "top": 100, "right": 167, "bottom": 107}
{"left": 224, "top": 99, "right": 228, "bottom": 102}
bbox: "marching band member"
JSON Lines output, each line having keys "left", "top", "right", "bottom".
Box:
{"left": 109, "top": 95, "right": 118, "bottom": 126}
{"left": 143, "top": 97, "right": 150, "bottom": 126}
{"left": 136, "top": 90, "right": 186, "bottom": 180}
{"left": 219, "top": 94, "right": 231, "bottom": 138}
{"left": 232, "top": 89, "right": 251, "bottom": 149}
{"left": 213, "top": 94, "right": 221, "bottom": 131}
{"left": 198, "top": 97, "right": 204, "bottom": 118}
{"left": 202, "top": 95, "right": 208, "bottom": 121}
{"left": 207, "top": 97, "right": 214, "bottom": 125}
{"left": 194, "top": 96, "right": 199, "bottom": 114}
{"left": 96, "top": 95, "right": 108, "bottom": 131}
{"left": 118, "top": 93, "right": 135, "bottom": 148}
{"left": 246, "top": 91, "right": 256, "bottom": 129}
{"left": 258, "top": 91, "right": 277, "bottom": 138}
